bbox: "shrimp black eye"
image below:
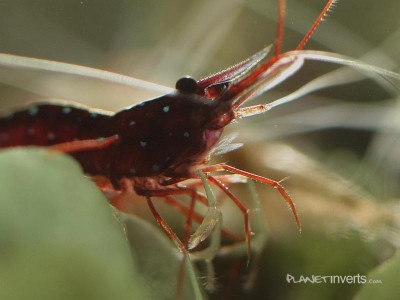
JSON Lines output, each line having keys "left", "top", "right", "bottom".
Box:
{"left": 175, "top": 76, "right": 198, "bottom": 94}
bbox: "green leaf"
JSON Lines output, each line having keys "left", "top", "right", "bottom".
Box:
{"left": 0, "top": 148, "right": 147, "bottom": 300}
{"left": 353, "top": 251, "right": 400, "bottom": 300}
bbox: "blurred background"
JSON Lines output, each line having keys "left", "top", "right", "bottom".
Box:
{"left": 0, "top": 0, "right": 399, "bottom": 299}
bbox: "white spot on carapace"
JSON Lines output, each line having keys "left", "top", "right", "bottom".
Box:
{"left": 162, "top": 105, "right": 170, "bottom": 113}
{"left": 27, "top": 127, "right": 35, "bottom": 136}
{"left": 62, "top": 107, "right": 72, "bottom": 114}
{"left": 129, "top": 168, "right": 137, "bottom": 175}
{"left": 140, "top": 141, "right": 147, "bottom": 147}
{"left": 47, "top": 132, "right": 55, "bottom": 141}
{"left": 152, "top": 164, "right": 160, "bottom": 172}
{"left": 28, "top": 106, "right": 39, "bottom": 116}
{"left": 129, "top": 121, "right": 136, "bottom": 126}
{"left": 183, "top": 131, "right": 190, "bottom": 138}
{"left": 97, "top": 137, "right": 105, "bottom": 141}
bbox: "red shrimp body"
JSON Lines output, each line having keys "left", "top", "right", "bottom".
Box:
{"left": 110, "top": 93, "right": 229, "bottom": 180}
{"left": 0, "top": 92, "right": 231, "bottom": 186}
{"left": 0, "top": 103, "right": 114, "bottom": 176}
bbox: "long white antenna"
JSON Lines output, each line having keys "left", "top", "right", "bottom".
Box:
{"left": 0, "top": 53, "right": 174, "bottom": 94}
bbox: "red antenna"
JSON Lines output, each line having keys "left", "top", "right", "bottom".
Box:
{"left": 275, "top": 0, "right": 336, "bottom": 56}
{"left": 296, "top": 0, "right": 337, "bottom": 50}
{"left": 274, "top": 0, "right": 286, "bottom": 57}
